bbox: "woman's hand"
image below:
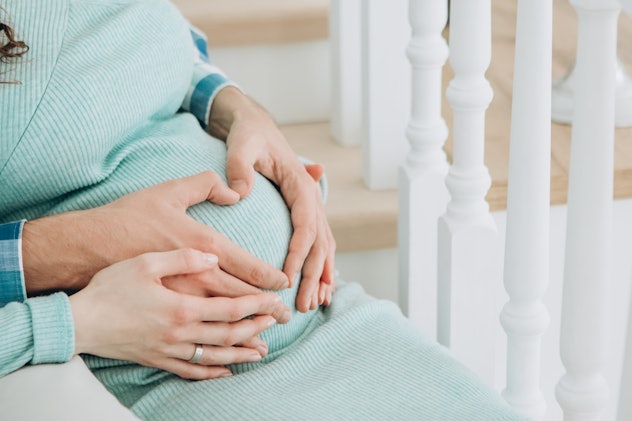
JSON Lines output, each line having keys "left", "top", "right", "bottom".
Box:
{"left": 70, "top": 249, "right": 291, "bottom": 380}
{"left": 22, "top": 171, "right": 289, "bottom": 298}
{"left": 208, "top": 87, "right": 336, "bottom": 311}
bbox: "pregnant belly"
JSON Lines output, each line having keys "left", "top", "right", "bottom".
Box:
{"left": 45, "top": 118, "right": 317, "bottom": 358}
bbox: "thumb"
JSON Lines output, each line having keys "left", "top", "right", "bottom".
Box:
{"left": 172, "top": 171, "right": 240, "bottom": 208}
{"left": 225, "top": 139, "right": 258, "bottom": 198}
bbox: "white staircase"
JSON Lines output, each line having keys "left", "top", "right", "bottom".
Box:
{"left": 172, "top": 2, "right": 632, "bottom": 420}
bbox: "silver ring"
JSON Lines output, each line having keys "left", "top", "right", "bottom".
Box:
{"left": 188, "top": 344, "right": 204, "bottom": 364}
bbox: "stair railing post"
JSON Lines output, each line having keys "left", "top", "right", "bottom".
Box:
{"left": 499, "top": 0, "right": 552, "bottom": 419}
{"left": 555, "top": 1, "right": 620, "bottom": 419}
{"left": 329, "top": 0, "right": 362, "bottom": 147}
{"left": 437, "top": 0, "right": 497, "bottom": 384}
{"left": 397, "top": 0, "right": 449, "bottom": 338}
{"left": 360, "top": 0, "right": 410, "bottom": 190}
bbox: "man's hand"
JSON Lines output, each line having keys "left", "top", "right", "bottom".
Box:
{"left": 208, "top": 87, "right": 336, "bottom": 311}
{"left": 22, "top": 171, "right": 289, "bottom": 298}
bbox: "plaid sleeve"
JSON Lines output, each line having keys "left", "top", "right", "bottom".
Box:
{"left": 0, "top": 221, "right": 27, "bottom": 306}
{"left": 181, "top": 25, "right": 238, "bottom": 129}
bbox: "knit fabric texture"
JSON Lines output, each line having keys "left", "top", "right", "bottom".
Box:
{"left": 0, "top": 0, "right": 526, "bottom": 419}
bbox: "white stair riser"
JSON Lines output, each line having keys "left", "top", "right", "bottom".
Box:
{"left": 209, "top": 41, "right": 331, "bottom": 125}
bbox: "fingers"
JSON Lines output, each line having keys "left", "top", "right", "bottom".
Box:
{"left": 207, "top": 228, "right": 289, "bottom": 290}
{"left": 304, "top": 163, "right": 324, "bottom": 182}
{"left": 239, "top": 336, "right": 268, "bottom": 358}
{"left": 157, "top": 358, "right": 232, "bottom": 380}
{"left": 295, "top": 242, "right": 327, "bottom": 312}
{"left": 168, "top": 171, "right": 240, "bottom": 207}
{"left": 282, "top": 211, "right": 318, "bottom": 286}
{"left": 174, "top": 315, "right": 276, "bottom": 363}
{"left": 225, "top": 135, "right": 259, "bottom": 198}
{"left": 185, "top": 292, "right": 291, "bottom": 325}
{"left": 321, "top": 253, "right": 336, "bottom": 306}
{"left": 291, "top": 212, "right": 336, "bottom": 311}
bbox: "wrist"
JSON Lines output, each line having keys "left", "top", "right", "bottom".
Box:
{"left": 68, "top": 289, "right": 94, "bottom": 356}
{"left": 207, "top": 86, "right": 271, "bottom": 139}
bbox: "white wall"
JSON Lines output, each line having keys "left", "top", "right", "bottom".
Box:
{"left": 209, "top": 41, "right": 331, "bottom": 125}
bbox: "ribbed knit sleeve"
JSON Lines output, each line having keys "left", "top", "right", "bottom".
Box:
{"left": 0, "top": 293, "right": 75, "bottom": 378}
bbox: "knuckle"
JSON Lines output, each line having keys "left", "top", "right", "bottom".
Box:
{"left": 226, "top": 301, "right": 247, "bottom": 321}
{"left": 191, "top": 231, "right": 216, "bottom": 252}
{"left": 203, "top": 170, "right": 221, "bottom": 182}
{"left": 178, "top": 248, "right": 199, "bottom": 272}
{"left": 178, "top": 365, "right": 198, "bottom": 380}
{"left": 134, "top": 254, "right": 157, "bottom": 275}
{"left": 313, "top": 243, "right": 328, "bottom": 259}
{"left": 161, "top": 329, "right": 181, "bottom": 345}
{"left": 169, "top": 301, "right": 194, "bottom": 326}
{"left": 248, "top": 266, "right": 266, "bottom": 286}
{"left": 303, "top": 225, "right": 318, "bottom": 240}
{"left": 220, "top": 330, "right": 239, "bottom": 347}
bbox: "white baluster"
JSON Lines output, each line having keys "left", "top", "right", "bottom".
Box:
{"left": 360, "top": 0, "right": 410, "bottom": 190}
{"left": 500, "top": 0, "right": 552, "bottom": 418}
{"left": 397, "top": 0, "right": 449, "bottom": 338}
{"left": 437, "top": 0, "right": 497, "bottom": 383}
{"left": 552, "top": 59, "right": 632, "bottom": 128}
{"left": 329, "top": 0, "right": 362, "bottom": 146}
{"left": 555, "top": 1, "right": 620, "bottom": 419}
{"left": 617, "top": 286, "right": 632, "bottom": 421}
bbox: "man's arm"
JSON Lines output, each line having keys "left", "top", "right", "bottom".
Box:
{"left": 20, "top": 172, "right": 289, "bottom": 298}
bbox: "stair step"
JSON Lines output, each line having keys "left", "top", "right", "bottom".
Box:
{"left": 172, "top": 0, "right": 329, "bottom": 47}
{"left": 283, "top": 120, "right": 632, "bottom": 253}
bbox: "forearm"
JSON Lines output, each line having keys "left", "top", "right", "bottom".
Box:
{"left": 22, "top": 210, "right": 113, "bottom": 296}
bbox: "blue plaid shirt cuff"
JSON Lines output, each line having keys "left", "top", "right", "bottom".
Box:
{"left": 181, "top": 25, "right": 238, "bottom": 129}
{"left": 0, "top": 220, "right": 27, "bottom": 306}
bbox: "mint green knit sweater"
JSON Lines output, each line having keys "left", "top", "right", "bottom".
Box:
{"left": 0, "top": 0, "right": 525, "bottom": 419}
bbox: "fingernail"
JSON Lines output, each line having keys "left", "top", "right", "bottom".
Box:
{"left": 266, "top": 317, "right": 277, "bottom": 328}
{"left": 231, "top": 180, "right": 248, "bottom": 196}
{"left": 283, "top": 272, "right": 292, "bottom": 288}
{"left": 287, "top": 272, "right": 299, "bottom": 288}
{"left": 256, "top": 343, "right": 268, "bottom": 357}
{"left": 282, "top": 307, "right": 292, "bottom": 323}
{"left": 246, "top": 352, "right": 262, "bottom": 362}
{"left": 220, "top": 371, "right": 233, "bottom": 378}
{"left": 203, "top": 253, "right": 218, "bottom": 265}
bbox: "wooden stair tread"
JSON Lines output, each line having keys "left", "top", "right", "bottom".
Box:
{"left": 172, "top": 0, "right": 329, "bottom": 47}
{"left": 283, "top": 115, "right": 632, "bottom": 252}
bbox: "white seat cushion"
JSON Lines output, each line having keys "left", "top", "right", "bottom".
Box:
{"left": 0, "top": 357, "right": 138, "bottom": 421}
